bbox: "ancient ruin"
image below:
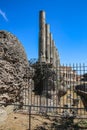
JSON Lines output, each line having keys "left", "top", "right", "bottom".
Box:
{"left": 38, "top": 11, "right": 60, "bottom": 66}
{"left": 0, "top": 30, "right": 32, "bottom": 106}
{"left": 32, "top": 10, "right": 67, "bottom": 107}
{"left": 0, "top": 10, "right": 87, "bottom": 130}
{"left": 0, "top": 11, "right": 67, "bottom": 109}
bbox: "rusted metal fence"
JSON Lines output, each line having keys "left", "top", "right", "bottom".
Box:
{"left": 0, "top": 62, "right": 87, "bottom": 129}
{"left": 26, "top": 63, "right": 87, "bottom": 114}
{"left": 21, "top": 63, "right": 87, "bottom": 129}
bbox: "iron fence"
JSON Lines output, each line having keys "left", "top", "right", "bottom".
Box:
{"left": 0, "top": 63, "right": 87, "bottom": 129}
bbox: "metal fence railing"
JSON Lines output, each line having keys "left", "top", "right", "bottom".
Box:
{"left": 0, "top": 63, "right": 87, "bottom": 129}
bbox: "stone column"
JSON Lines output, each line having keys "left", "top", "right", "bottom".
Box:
{"left": 55, "top": 48, "right": 58, "bottom": 67}
{"left": 57, "top": 52, "right": 60, "bottom": 66}
{"left": 45, "top": 24, "right": 50, "bottom": 63}
{"left": 56, "top": 50, "right": 60, "bottom": 81}
{"left": 55, "top": 49, "right": 60, "bottom": 79}
{"left": 56, "top": 49, "right": 60, "bottom": 66}
{"left": 50, "top": 33, "right": 53, "bottom": 63}
{"left": 39, "top": 11, "right": 46, "bottom": 62}
{"left": 53, "top": 40, "right": 56, "bottom": 67}
{"left": 52, "top": 40, "right": 54, "bottom": 66}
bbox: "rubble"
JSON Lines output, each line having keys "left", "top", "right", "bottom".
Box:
{"left": 75, "top": 73, "right": 87, "bottom": 110}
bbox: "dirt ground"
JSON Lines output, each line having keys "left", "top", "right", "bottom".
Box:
{"left": 0, "top": 112, "right": 52, "bottom": 130}
{"left": 0, "top": 89, "right": 87, "bottom": 130}
{"left": 0, "top": 111, "right": 87, "bottom": 130}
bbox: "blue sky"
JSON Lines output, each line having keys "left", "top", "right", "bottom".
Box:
{"left": 0, "top": 0, "right": 87, "bottom": 64}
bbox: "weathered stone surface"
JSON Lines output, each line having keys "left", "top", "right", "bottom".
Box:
{"left": 45, "top": 24, "right": 50, "bottom": 63}
{"left": 0, "top": 30, "right": 30, "bottom": 105}
{"left": 0, "top": 108, "right": 7, "bottom": 123}
{"left": 75, "top": 74, "right": 87, "bottom": 110}
{"left": 39, "top": 11, "right": 46, "bottom": 62}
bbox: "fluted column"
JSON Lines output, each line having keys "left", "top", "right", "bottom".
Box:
{"left": 55, "top": 47, "right": 58, "bottom": 67}
{"left": 57, "top": 51, "right": 60, "bottom": 66}
{"left": 55, "top": 49, "right": 60, "bottom": 68}
{"left": 50, "top": 33, "right": 53, "bottom": 63}
{"left": 52, "top": 39, "right": 54, "bottom": 65}
{"left": 45, "top": 24, "right": 50, "bottom": 63}
{"left": 53, "top": 40, "right": 56, "bottom": 67}
{"left": 39, "top": 11, "right": 46, "bottom": 62}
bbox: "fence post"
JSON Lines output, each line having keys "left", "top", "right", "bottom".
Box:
{"left": 29, "top": 106, "right": 31, "bottom": 130}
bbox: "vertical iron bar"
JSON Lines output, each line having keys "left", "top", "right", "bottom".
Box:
{"left": 29, "top": 106, "right": 31, "bottom": 130}
{"left": 46, "top": 64, "right": 48, "bottom": 113}
{"left": 79, "top": 63, "right": 81, "bottom": 115}
{"left": 83, "top": 63, "right": 85, "bottom": 115}
{"left": 73, "top": 63, "right": 74, "bottom": 106}
{"left": 76, "top": 63, "right": 79, "bottom": 115}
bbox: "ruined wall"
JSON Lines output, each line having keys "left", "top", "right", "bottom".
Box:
{"left": 0, "top": 30, "right": 30, "bottom": 105}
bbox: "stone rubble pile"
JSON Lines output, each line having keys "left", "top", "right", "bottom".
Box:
{"left": 75, "top": 74, "right": 87, "bottom": 110}
{"left": 0, "top": 30, "right": 31, "bottom": 105}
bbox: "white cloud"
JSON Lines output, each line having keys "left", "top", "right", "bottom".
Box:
{"left": 0, "top": 9, "right": 8, "bottom": 21}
